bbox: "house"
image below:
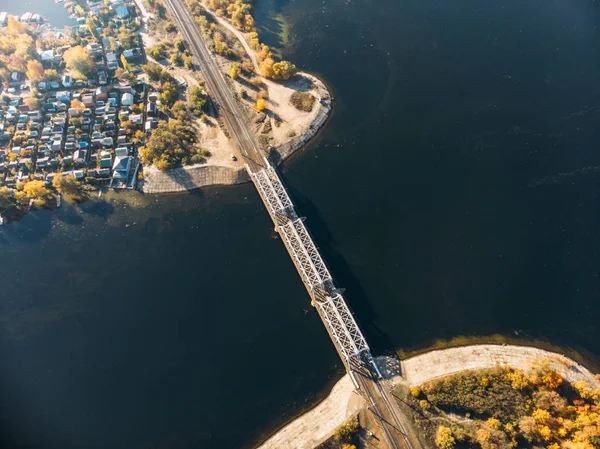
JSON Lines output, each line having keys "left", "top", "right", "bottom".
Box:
{"left": 56, "top": 91, "right": 71, "bottom": 103}
{"left": 62, "top": 75, "right": 72, "bottom": 88}
{"left": 98, "top": 71, "right": 108, "bottom": 85}
{"left": 129, "top": 114, "right": 142, "bottom": 125}
{"left": 115, "top": 5, "right": 129, "bottom": 19}
{"left": 121, "top": 92, "right": 134, "bottom": 106}
{"left": 74, "top": 150, "right": 87, "bottom": 163}
{"left": 146, "top": 102, "right": 156, "bottom": 116}
{"left": 145, "top": 120, "right": 157, "bottom": 132}
{"left": 40, "top": 49, "right": 55, "bottom": 63}
{"left": 112, "top": 154, "right": 131, "bottom": 179}
{"left": 123, "top": 48, "right": 142, "bottom": 63}
{"left": 87, "top": 42, "right": 101, "bottom": 53}
{"left": 95, "top": 86, "right": 108, "bottom": 101}
{"left": 82, "top": 94, "right": 95, "bottom": 107}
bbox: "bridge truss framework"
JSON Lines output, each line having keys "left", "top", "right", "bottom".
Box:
{"left": 248, "top": 161, "right": 382, "bottom": 378}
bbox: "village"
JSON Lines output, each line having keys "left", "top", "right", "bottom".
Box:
{"left": 0, "top": 0, "right": 158, "bottom": 218}
{"left": 0, "top": 0, "right": 332, "bottom": 221}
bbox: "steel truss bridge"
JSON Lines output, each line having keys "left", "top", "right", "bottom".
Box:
{"left": 248, "top": 160, "right": 382, "bottom": 380}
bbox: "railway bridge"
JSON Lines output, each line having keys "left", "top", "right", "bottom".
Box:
{"left": 248, "top": 160, "right": 383, "bottom": 381}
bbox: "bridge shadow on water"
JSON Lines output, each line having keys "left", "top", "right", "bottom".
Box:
{"left": 282, "top": 175, "right": 396, "bottom": 358}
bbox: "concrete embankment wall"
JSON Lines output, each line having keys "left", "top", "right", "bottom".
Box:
{"left": 400, "top": 344, "right": 600, "bottom": 387}
{"left": 274, "top": 74, "right": 332, "bottom": 161}
{"left": 139, "top": 165, "right": 249, "bottom": 194}
{"left": 255, "top": 345, "right": 599, "bottom": 449}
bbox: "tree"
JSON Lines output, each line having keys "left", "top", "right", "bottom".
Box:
{"left": 229, "top": 62, "right": 240, "bottom": 80}
{"left": 255, "top": 98, "right": 266, "bottom": 111}
{"left": 24, "top": 96, "right": 40, "bottom": 110}
{"left": 120, "top": 54, "right": 130, "bottom": 72}
{"left": 52, "top": 173, "right": 81, "bottom": 197}
{"left": 0, "top": 186, "right": 13, "bottom": 210}
{"left": 26, "top": 60, "right": 44, "bottom": 82}
{"left": 334, "top": 419, "right": 359, "bottom": 444}
{"left": 435, "top": 426, "right": 455, "bottom": 449}
{"left": 118, "top": 29, "right": 135, "bottom": 49}
{"left": 174, "top": 37, "right": 186, "bottom": 52}
{"left": 259, "top": 57, "right": 274, "bottom": 78}
{"left": 23, "top": 180, "right": 50, "bottom": 200}
{"left": 159, "top": 81, "right": 178, "bottom": 109}
{"left": 70, "top": 99, "right": 86, "bottom": 113}
{"left": 7, "top": 16, "right": 25, "bottom": 34}
{"left": 142, "top": 63, "right": 164, "bottom": 82}
{"left": 256, "top": 44, "right": 272, "bottom": 63}
{"left": 44, "top": 69, "right": 59, "bottom": 80}
{"left": 248, "top": 32, "right": 261, "bottom": 51}
{"left": 63, "top": 46, "right": 95, "bottom": 78}
{"left": 272, "top": 60, "right": 296, "bottom": 80}
{"left": 188, "top": 86, "right": 208, "bottom": 116}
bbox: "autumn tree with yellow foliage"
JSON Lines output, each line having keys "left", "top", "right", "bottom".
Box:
{"left": 63, "top": 46, "right": 95, "bottom": 79}
{"left": 26, "top": 59, "right": 44, "bottom": 82}
{"left": 414, "top": 364, "right": 600, "bottom": 449}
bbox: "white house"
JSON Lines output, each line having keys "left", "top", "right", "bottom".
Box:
{"left": 121, "top": 92, "right": 134, "bottom": 106}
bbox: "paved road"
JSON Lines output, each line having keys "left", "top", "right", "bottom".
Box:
{"left": 163, "top": 0, "right": 264, "bottom": 171}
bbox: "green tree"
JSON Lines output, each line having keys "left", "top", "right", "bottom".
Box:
{"left": 188, "top": 86, "right": 208, "bottom": 116}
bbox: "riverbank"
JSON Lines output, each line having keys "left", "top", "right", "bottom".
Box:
{"left": 255, "top": 344, "right": 600, "bottom": 449}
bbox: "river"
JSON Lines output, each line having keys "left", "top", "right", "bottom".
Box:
{"left": 1, "top": 0, "right": 600, "bottom": 448}
{"left": 0, "top": 0, "right": 77, "bottom": 28}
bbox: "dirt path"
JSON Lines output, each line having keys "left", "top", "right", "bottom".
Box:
{"left": 201, "top": 3, "right": 260, "bottom": 70}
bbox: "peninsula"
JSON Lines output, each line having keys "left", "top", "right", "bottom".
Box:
{"left": 256, "top": 344, "right": 600, "bottom": 449}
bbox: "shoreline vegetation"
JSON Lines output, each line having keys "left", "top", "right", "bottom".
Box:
{"left": 255, "top": 344, "right": 600, "bottom": 449}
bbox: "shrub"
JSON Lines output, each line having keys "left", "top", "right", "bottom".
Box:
{"left": 290, "top": 91, "right": 315, "bottom": 112}
{"left": 435, "top": 426, "right": 455, "bottom": 449}
{"left": 334, "top": 418, "right": 359, "bottom": 444}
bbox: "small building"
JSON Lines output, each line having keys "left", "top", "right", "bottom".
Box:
{"left": 40, "top": 49, "right": 55, "bottom": 63}
{"left": 62, "top": 75, "right": 72, "bottom": 88}
{"left": 56, "top": 91, "right": 71, "bottom": 103}
{"left": 74, "top": 150, "right": 87, "bottom": 163}
{"left": 146, "top": 102, "right": 156, "bottom": 116}
{"left": 121, "top": 92, "right": 134, "bottom": 106}
{"left": 95, "top": 86, "right": 108, "bottom": 101}
{"left": 82, "top": 94, "right": 95, "bottom": 107}
{"left": 115, "top": 5, "right": 129, "bottom": 19}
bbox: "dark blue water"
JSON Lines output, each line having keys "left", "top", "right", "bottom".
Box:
{"left": 0, "top": 0, "right": 77, "bottom": 28}
{"left": 2, "top": 1, "right": 600, "bottom": 448}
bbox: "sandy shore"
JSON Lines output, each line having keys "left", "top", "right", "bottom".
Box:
{"left": 254, "top": 344, "right": 599, "bottom": 449}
